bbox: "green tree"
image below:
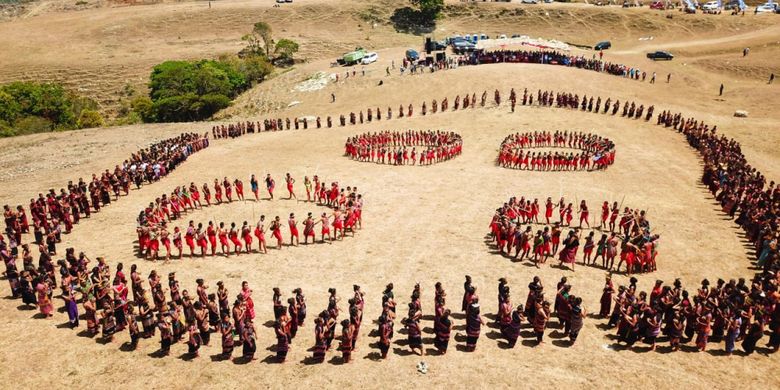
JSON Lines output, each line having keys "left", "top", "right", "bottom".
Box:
{"left": 0, "top": 90, "right": 20, "bottom": 124}
{"left": 202, "top": 59, "right": 249, "bottom": 93}
{"left": 242, "top": 21, "right": 273, "bottom": 58}
{"left": 152, "top": 93, "right": 200, "bottom": 122}
{"left": 3, "top": 82, "right": 76, "bottom": 128}
{"left": 274, "top": 39, "right": 299, "bottom": 65}
{"left": 197, "top": 94, "right": 232, "bottom": 117}
{"left": 0, "top": 82, "right": 89, "bottom": 133}
{"left": 242, "top": 55, "right": 274, "bottom": 83}
{"left": 224, "top": 54, "right": 273, "bottom": 84}
{"left": 148, "top": 61, "right": 198, "bottom": 101}
{"left": 192, "top": 62, "right": 233, "bottom": 97}
{"left": 411, "top": 0, "right": 444, "bottom": 18}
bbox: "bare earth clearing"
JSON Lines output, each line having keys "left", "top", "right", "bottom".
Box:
{"left": 0, "top": 1, "right": 779, "bottom": 389}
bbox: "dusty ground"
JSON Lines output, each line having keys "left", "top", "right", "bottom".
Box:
{"left": 1, "top": 1, "right": 779, "bottom": 389}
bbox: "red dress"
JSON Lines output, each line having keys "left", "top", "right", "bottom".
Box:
{"left": 254, "top": 226, "right": 265, "bottom": 243}
{"left": 229, "top": 230, "right": 242, "bottom": 249}
{"left": 207, "top": 226, "right": 217, "bottom": 249}
{"left": 185, "top": 228, "right": 195, "bottom": 250}
{"left": 289, "top": 220, "right": 299, "bottom": 238}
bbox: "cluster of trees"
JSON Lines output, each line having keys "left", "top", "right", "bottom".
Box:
{"left": 130, "top": 56, "right": 273, "bottom": 123}
{"left": 0, "top": 82, "right": 102, "bottom": 137}
{"left": 392, "top": 0, "right": 444, "bottom": 33}
{"left": 133, "top": 21, "right": 299, "bottom": 123}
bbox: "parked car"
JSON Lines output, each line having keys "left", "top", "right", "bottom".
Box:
{"left": 405, "top": 49, "right": 419, "bottom": 61}
{"left": 650, "top": 1, "right": 666, "bottom": 9}
{"left": 702, "top": 1, "right": 720, "bottom": 11}
{"left": 756, "top": 2, "right": 778, "bottom": 12}
{"left": 723, "top": 0, "right": 741, "bottom": 9}
{"left": 594, "top": 41, "right": 611, "bottom": 50}
{"left": 448, "top": 36, "right": 467, "bottom": 47}
{"left": 432, "top": 40, "right": 447, "bottom": 50}
{"left": 498, "top": 34, "right": 507, "bottom": 39}
{"left": 361, "top": 52, "right": 378, "bottom": 65}
{"left": 453, "top": 41, "right": 476, "bottom": 53}
{"left": 521, "top": 0, "right": 538, "bottom": 3}
{"left": 647, "top": 51, "right": 674, "bottom": 60}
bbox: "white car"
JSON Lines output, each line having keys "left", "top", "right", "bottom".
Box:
{"left": 701, "top": 1, "right": 720, "bottom": 11}
{"left": 521, "top": 0, "right": 539, "bottom": 3}
{"left": 756, "top": 3, "right": 778, "bottom": 12}
{"left": 499, "top": 34, "right": 508, "bottom": 39}
{"left": 362, "top": 52, "right": 378, "bottom": 65}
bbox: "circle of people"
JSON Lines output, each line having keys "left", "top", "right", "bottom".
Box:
{"left": 344, "top": 130, "right": 463, "bottom": 166}
{"left": 136, "top": 174, "right": 363, "bottom": 261}
{"left": 490, "top": 196, "right": 657, "bottom": 275}
{"left": 498, "top": 130, "right": 616, "bottom": 171}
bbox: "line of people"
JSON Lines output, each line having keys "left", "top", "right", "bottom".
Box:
{"left": 498, "top": 130, "right": 616, "bottom": 171}
{"left": 211, "top": 122, "right": 262, "bottom": 139}
{"left": 2, "top": 133, "right": 210, "bottom": 257}
{"left": 598, "top": 272, "right": 780, "bottom": 355}
{"left": 471, "top": 49, "right": 656, "bottom": 83}
{"left": 489, "top": 197, "right": 658, "bottom": 274}
{"left": 4, "top": 226, "right": 776, "bottom": 361}
{"left": 135, "top": 175, "right": 363, "bottom": 260}
{"left": 656, "top": 110, "right": 780, "bottom": 274}
{"left": 344, "top": 130, "right": 463, "bottom": 166}
{"left": 2, "top": 247, "right": 593, "bottom": 363}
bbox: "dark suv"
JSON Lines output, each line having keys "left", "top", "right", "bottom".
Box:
{"left": 647, "top": 51, "right": 674, "bottom": 60}
{"left": 594, "top": 41, "right": 611, "bottom": 50}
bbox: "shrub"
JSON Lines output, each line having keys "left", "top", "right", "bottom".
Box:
{"left": 130, "top": 96, "right": 156, "bottom": 122}
{"left": 0, "top": 120, "right": 16, "bottom": 138}
{"left": 77, "top": 109, "right": 105, "bottom": 129}
{"left": 141, "top": 56, "right": 269, "bottom": 122}
{"left": 235, "top": 55, "right": 274, "bottom": 85}
{"left": 0, "top": 81, "right": 95, "bottom": 136}
{"left": 274, "top": 39, "right": 300, "bottom": 65}
{"left": 14, "top": 116, "right": 54, "bottom": 136}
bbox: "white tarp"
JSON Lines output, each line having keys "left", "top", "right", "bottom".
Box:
{"left": 475, "top": 36, "right": 571, "bottom": 52}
